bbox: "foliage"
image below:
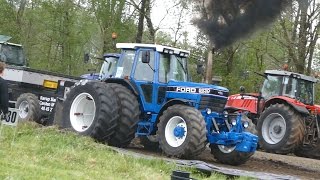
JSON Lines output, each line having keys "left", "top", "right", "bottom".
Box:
{"left": 0, "top": 0, "right": 320, "bottom": 99}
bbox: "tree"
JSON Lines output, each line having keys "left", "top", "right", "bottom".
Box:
{"left": 276, "top": 0, "right": 320, "bottom": 74}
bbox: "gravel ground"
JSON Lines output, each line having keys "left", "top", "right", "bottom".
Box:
{"left": 129, "top": 139, "right": 320, "bottom": 180}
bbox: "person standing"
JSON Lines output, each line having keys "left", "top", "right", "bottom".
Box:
{"left": 0, "top": 62, "right": 9, "bottom": 119}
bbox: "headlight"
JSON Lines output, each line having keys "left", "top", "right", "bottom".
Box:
{"left": 206, "top": 108, "right": 212, "bottom": 115}
{"left": 223, "top": 111, "right": 228, "bottom": 118}
{"left": 243, "top": 121, "right": 249, "bottom": 128}
{"left": 231, "top": 119, "right": 237, "bottom": 126}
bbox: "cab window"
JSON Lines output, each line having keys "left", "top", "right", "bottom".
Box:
{"left": 134, "top": 50, "right": 155, "bottom": 81}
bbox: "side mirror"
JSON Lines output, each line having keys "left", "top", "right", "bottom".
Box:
{"left": 240, "top": 86, "right": 246, "bottom": 93}
{"left": 84, "top": 53, "right": 90, "bottom": 63}
{"left": 196, "top": 63, "right": 204, "bottom": 75}
{"left": 142, "top": 51, "right": 150, "bottom": 64}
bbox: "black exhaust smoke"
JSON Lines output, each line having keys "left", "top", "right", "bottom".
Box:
{"left": 194, "top": 0, "right": 291, "bottom": 50}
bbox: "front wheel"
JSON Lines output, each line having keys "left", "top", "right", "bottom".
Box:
{"left": 210, "top": 144, "right": 253, "bottom": 165}
{"left": 157, "top": 105, "right": 207, "bottom": 158}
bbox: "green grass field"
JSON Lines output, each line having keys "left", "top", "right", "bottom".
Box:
{"left": 0, "top": 122, "right": 249, "bottom": 180}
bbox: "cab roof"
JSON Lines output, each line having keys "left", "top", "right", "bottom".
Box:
{"left": 103, "top": 53, "right": 120, "bottom": 58}
{"left": 0, "top": 42, "right": 22, "bottom": 47}
{"left": 116, "top": 43, "right": 190, "bottom": 55}
{"left": 265, "top": 70, "right": 318, "bottom": 83}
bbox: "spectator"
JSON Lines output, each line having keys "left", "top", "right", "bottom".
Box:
{"left": 0, "top": 62, "right": 9, "bottom": 119}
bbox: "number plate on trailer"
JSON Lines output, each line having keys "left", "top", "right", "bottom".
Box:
{"left": 1, "top": 108, "right": 20, "bottom": 126}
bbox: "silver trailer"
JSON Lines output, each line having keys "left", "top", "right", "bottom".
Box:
{"left": 0, "top": 35, "right": 79, "bottom": 124}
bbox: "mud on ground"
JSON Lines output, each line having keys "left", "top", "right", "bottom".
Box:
{"left": 128, "top": 139, "right": 320, "bottom": 180}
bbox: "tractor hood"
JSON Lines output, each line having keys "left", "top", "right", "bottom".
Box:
{"left": 167, "top": 81, "right": 229, "bottom": 97}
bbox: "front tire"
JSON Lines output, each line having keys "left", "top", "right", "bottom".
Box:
{"left": 62, "top": 82, "right": 119, "bottom": 142}
{"left": 210, "top": 145, "right": 253, "bottom": 165}
{"left": 157, "top": 105, "right": 207, "bottom": 158}
{"left": 257, "top": 103, "right": 305, "bottom": 154}
{"left": 16, "top": 93, "right": 41, "bottom": 123}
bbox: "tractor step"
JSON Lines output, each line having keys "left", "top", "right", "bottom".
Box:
{"left": 136, "top": 121, "right": 154, "bottom": 136}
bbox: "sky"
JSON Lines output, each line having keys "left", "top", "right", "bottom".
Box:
{"left": 150, "top": 0, "right": 198, "bottom": 45}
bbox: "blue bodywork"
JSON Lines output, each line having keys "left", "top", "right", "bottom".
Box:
{"left": 80, "top": 73, "right": 100, "bottom": 80}
{"left": 107, "top": 47, "right": 258, "bottom": 153}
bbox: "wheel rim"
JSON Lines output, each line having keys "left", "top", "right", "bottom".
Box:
{"left": 70, "top": 93, "right": 96, "bottom": 132}
{"left": 262, "top": 113, "right": 286, "bottom": 144}
{"left": 165, "top": 116, "right": 187, "bottom": 148}
{"left": 218, "top": 145, "right": 236, "bottom": 153}
{"left": 18, "top": 101, "right": 29, "bottom": 119}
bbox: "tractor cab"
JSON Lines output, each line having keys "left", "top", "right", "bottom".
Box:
{"left": 99, "top": 53, "right": 120, "bottom": 79}
{"left": 80, "top": 53, "right": 120, "bottom": 80}
{"left": 0, "top": 42, "right": 26, "bottom": 66}
{"left": 261, "top": 70, "right": 316, "bottom": 105}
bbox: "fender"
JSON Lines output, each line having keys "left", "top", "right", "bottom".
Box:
{"left": 160, "top": 98, "right": 193, "bottom": 112}
{"left": 104, "top": 78, "right": 139, "bottom": 95}
{"left": 156, "top": 98, "right": 194, "bottom": 124}
{"left": 265, "top": 96, "right": 310, "bottom": 115}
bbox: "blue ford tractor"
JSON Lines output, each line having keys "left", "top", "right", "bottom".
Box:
{"left": 60, "top": 43, "right": 258, "bottom": 165}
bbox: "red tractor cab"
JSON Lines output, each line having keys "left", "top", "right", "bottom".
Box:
{"left": 227, "top": 70, "right": 320, "bottom": 159}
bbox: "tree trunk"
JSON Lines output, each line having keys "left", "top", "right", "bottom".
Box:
{"left": 205, "top": 48, "right": 213, "bottom": 84}
{"left": 145, "top": 0, "right": 155, "bottom": 43}
{"left": 136, "top": 0, "right": 146, "bottom": 43}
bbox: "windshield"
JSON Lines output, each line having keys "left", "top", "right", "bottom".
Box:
{"left": 115, "top": 50, "right": 135, "bottom": 78}
{"left": 261, "top": 75, "right": 283, "bottom": 99}
{"left": 262, "top": 75, "right": 314, "bottom": 105}
{"left": 99, "top": 56, "right": 118, "bottom": 79}
{"left": 0, "top": 44, "right": 26, "bottom": 66}
{"left": 159, "top": 53, "right": 188, "bottom": 83}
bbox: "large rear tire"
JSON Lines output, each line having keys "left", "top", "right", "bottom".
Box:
{"left": 294, "top": 140, "right": 320, "bottom": 159}
{"left": 157, "top": 105, "right": 207, "bottom": 158}
{"left": 16, "top": 93, "right": 41, "bottom": 123}
{"left": 210, "top": 145, "right": 253, "bottom": 165}
{"left": 257, "top": 103, "right": 305, "bottom": 154}
{"left": 62, "top": 82, "right": 119, "bottom": 142}
{"left": 107, "top": 83, "right": 140, "bottom": 148}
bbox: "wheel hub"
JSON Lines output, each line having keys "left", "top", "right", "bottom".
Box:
{"left": 273, "top": 125, "right": 282, "bottom": 134}
{"left": 70, "top": 93, "right": 96, "bottom": 133}
{"left": 262, "top": 113, "right": 287, "bottom": 144}
{"left": 173, "top": 126, "right": 186, "bottom": 139}
{"left": 165, "top": 116, "right": 188, "bottom": 148}
{"left": 19, "top": 101, "right": 29, "bottom": 119}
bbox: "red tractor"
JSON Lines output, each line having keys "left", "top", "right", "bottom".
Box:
{"left": 226, "top": 70, "right": 320, "bottom": 159}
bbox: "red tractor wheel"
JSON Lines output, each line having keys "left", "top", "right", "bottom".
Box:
{"left": 257, "top": 103, "right": 305, "bottom": 154}
{"left": 294, "top": 140, "right": 320, "bottom": 159}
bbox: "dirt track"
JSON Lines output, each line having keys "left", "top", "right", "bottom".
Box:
{"left": 198, "top": 150, "right": 320, "bottom": 179}
{"left": 128, "top": 139, "right": 320, "bottom": 180}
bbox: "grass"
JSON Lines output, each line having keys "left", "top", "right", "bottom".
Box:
{"left": 0, "top": 122, "right": 250, "bottom": 180}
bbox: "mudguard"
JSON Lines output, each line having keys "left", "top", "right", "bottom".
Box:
{"left": 265, "top": 96, "right": 310, "bottom": 115}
